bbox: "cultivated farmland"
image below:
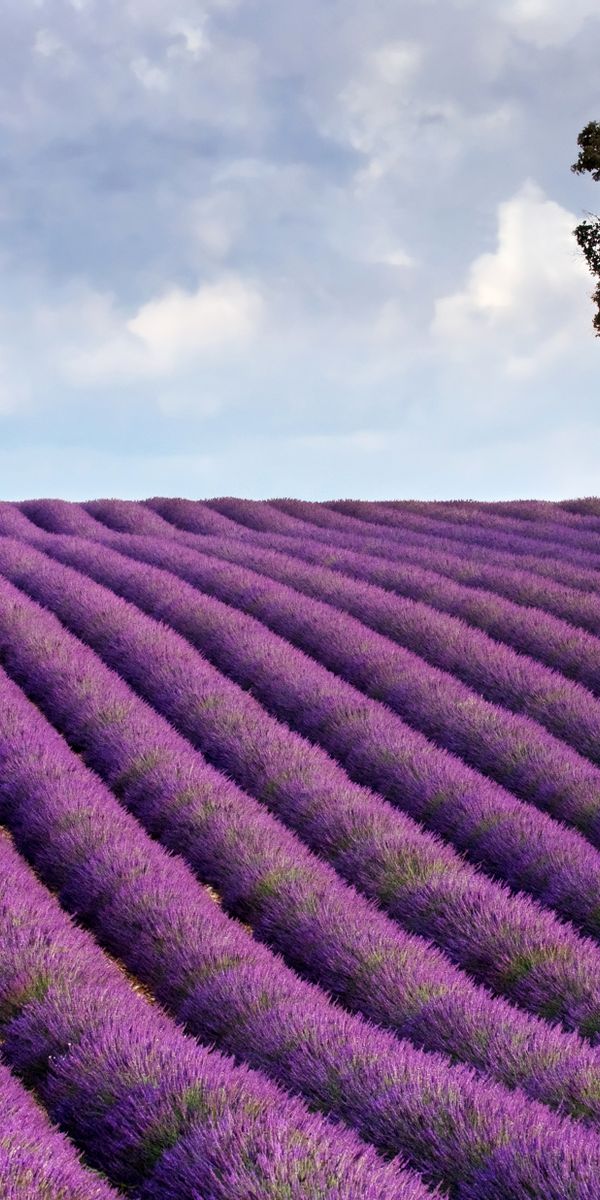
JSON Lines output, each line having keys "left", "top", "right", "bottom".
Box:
{"left": 2, "top": 496, "right": 600, "bottom": 1200}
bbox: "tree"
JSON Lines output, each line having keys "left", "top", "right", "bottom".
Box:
{"left": 571, "top": 121, "right": 600, "bottom": 336}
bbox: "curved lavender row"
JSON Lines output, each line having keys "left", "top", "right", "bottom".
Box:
{"left": 0, "top": 1059, "right": 119, "bottom": 1200}
{"left": 561, "top": 498, "right": 600, "bottom": 518}
{"left": 147, "top": 495, "right": 280, "bottom": 537}
{"left": 84, "top": 498, "right": 189, "bottom": 537}
{"left": 24, "top": 494, "right": 600, "bottom": 659}
{"left": 379, "top": 500, "right": 600, "bottom": 555}
{"left": 266, "top": 499, "right": 600, "bottom": 591}
{"left": 142, "top": 535, "right": 600, "bottom": 826}
{"left": 5, "top": 673, "right": 599, "bottom": 1183}
{"left": 19, "top": 499, "right": 113, "bottom": 536}
{"left": 204, "top": 495, "right": 600, "bottom": 573}
{"left": 0, "top": 835, "right": 411, "bottom": 1200}
{"left": 142, "top": 496, "right": 600, "bottom": 599}
{"left": 5, "top": 576, "right": 600, "bottom": 1103}
{"left": 325, "top": 500, "right": 600, "bottom": 570}
{"left": 7, "top": 541, "right": 600, "bottom": 1040}
{"left": 0, "top": 502, "right": 45, "bottom": 538}
{"left": 41, "top": 533, "right": 600, "bottom": 940}
{"left": 404, "top": 499, "right": 600, "bottom": 536}
{"left": 278, "top": 533, "right": 600, "bottom": 640}
{"left": 171, "top": 529, "right": 600, "bottom": 774}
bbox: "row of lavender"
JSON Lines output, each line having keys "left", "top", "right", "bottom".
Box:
{"left": 0, "top": 828, "right": 418, "bottom": 1200}
{"left": 5, "top": 495, "right": 600, "bottom": 610}
{"left": 0, "top": 1058, "right": 119, "bottom": 1200}
{"left": 0, "top": 492, "right": 597, "bottom": 1195}
{"left": 7, "top": 504, "right": 600, "bottom": 835}
{"left": 18, "top": 496, "right": 600, "bottom": 696}
{"left": 7, "top": 504, "right": 600, "bottom": 952}
{"left": 204, "top": 495, "right": 600, "bottom": 594}
{"left": 5, "top": 656, "right": 600, "bottom": 1199}
{"left": 3, "top": 536, "right": 600, "bottom": 1046}
{"left": 361, "top": 498, "right": 600, "bottom": 535}
{"left": 3, "top": 585, "right": 600, "bottom": 1195}
{"left": 109, "top": 534, "right": 600, "bottom": 824}
{"left": 9, "top": 534, "right": 600, "bottom": 965}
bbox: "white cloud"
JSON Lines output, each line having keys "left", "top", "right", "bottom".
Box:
{"left": 61, "top": 275, "right": 265, "bottom": 382}
{"left": 167, "top": 19, "right": 210, "bottom": 60}
{"left": 431, "top": 180, "right": 593, "bottom": 377}
{"left": 330, "top": 40, "right": 423, "bottom": 172}
{"left": 500, "top": 0, "right": 599, "bottom": 46}
{"left": 131, "top": 55, "right": 169, "bottom": 92}
{"left": 188, "top": 191, "right": 245, "bottom": 259}
{"left": 33, "top": 28, "right": 64, "bottom": 56}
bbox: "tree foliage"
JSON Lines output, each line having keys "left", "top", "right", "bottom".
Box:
{"left": 571, "top": 120, "right": 600, "bottom": 182}
{"left": 572, "top": 121, "right": 600, "bottom": 336}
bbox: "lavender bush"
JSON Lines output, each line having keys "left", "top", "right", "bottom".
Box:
{"left": 2, "top": 542, "right": 600, "bottom": 1044}
{"left": 0, "top": 1059, "right": 119, "bottom": 1200}
{"left": 0, "top": 834, "right": 414, "bottom": 1200}
{"left": 28, "top": 534, "right": 600, "bottom": 940}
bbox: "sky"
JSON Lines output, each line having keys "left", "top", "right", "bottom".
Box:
{"left": 0, "top": 0, "right": 599, "bottom": 501}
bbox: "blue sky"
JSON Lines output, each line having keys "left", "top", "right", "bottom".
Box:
{"left": 0, "top": 0, "right": 599, "bottom": 500}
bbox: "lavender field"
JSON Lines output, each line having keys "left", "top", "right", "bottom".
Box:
{"left": 3, "top": 496, "right": 600, "bottom": 1200}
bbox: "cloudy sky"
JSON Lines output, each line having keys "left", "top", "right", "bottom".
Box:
{"left": 1, "top": 0, "right": 599, "bottom": 500}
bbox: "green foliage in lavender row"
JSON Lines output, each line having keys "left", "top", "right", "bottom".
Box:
{"left": 0, "top": 835, "right": 413, "bottom": 1200}
{"left": 4, "top": 540, "right": 600, "bottom": 1047}
{"left": 6, "top": 669, "right": 600, "bottom": 1195}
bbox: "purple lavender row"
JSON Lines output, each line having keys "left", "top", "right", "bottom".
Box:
{"left": 229, "top": 537, "right": 600, "bottom": 763}
{"left": 271, "top": 531, "right": 600, "bottom": 640}
{"left": 10, "top": 497, "right": 600, "bottom": 650}
{"left": 52, "top": 533, "right": 600, "bottom": 936}
{"left": 0, "top": 669, "right": 447, "bottom": 1183}
{"left": 0, "top": 1059, "right": 120, "bottom": 1200}
{"left": 19, "top": 499, "right": 116, "bottom": 536}
{"left": 144, "top": 533, "right": 600, "bottom": 815}
{"left": 169, "top": 525, "right": 600, "bottom": 768}
{"left": 0, "top": 832, "right": 411, "bottom": 1200}
{"left": 163, "top": 495, "right": 600, "bottom": 598}
{"left": 417, "top": 496, "right": 600, "bottom": 535}
{"left": 83, "top": 498, "right": 192, "bottom": 536}
{"left": 202, "top": 495, "right": 600, "bottom": 572}
{"left": 348, "top": 506, "right": 600, "bottom": 638}
{"left": 0, "top": 502, "right": 48, "bottom": 538}
{"left": 5, "top": 670, "right": 598, "bottom": 1194}
{"left": 561, "top": 498, "right": 600, "bottom": 517}
{"left": 6, "top": 539, "right": 600, "bottom": 1041}
{"left": 264, "top": 499, "right": 600, "bottom": 592}
{"left": 378, "top": 500, "right": 600, "bottom": 555}
{"left": 323, "top": 500, "right": 600, "bottom": 570}
{"left": 148, "top": 495, "right": 288, "bottom": 537}
{"left": 222, "top": 527, "right": 600, "bottom": 674}
{"left": 14, "top": 495, "right": 600, "bottom": 610}
{"left": 4, "top": 574, "right": 600, "bottom": 1115}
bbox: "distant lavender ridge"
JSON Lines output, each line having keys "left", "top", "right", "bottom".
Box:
{"left": 1, "top": 495, "right": 600, "bottom": 1200}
